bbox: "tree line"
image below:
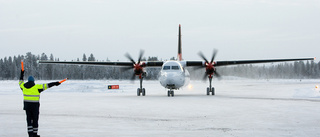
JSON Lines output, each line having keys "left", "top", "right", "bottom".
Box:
{"left": 0, "top": 52, "right": 319, "bottom": 80}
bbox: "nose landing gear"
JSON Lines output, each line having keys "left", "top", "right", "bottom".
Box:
{"left": 167, "top": 90, "right": 174, "bottom": 97}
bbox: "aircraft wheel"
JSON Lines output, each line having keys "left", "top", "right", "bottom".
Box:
{"left": 167, "top": 90, "right": 174, "bottom": 97}
{"left": 142, "top": 88, "right": 146, "bottom": 96}
{"left": 137, "top": 88, "right": 141, "bottom": 96}
{"left": 207, "top": 87, "right": 210, "bottom": 95}
{"left": 212, "top": 88, "right": 215, "bottom": 95}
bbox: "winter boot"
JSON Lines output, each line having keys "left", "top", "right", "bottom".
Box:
{"left": 28, "top": 132, "right": 34, "bottom": 137}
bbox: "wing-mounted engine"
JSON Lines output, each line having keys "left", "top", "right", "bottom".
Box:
{"left": 198, "top": 49, "right": 221, "bottom": 95}
{"left": 124, "top": 50, "right": 147, "bottom": 96}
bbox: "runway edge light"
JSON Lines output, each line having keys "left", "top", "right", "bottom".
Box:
{"left": 108, "top": 85, "right": 119, "bottom": 89}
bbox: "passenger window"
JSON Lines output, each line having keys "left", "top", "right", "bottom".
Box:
{"left": 163, "top": 66, "right": 170, "bottom": 70}
{"left": 172, "top": 66, "right": 179, "bottom": 70}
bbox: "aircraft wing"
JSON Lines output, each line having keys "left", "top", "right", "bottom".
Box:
{"left": 38, "top": 60, "right": 164, "bottom": 67}
{"left": 215, "top": 58, "right": 314, "bottom": 66}
{"left": 39, "top": 57, "right": 314, "bottom": 67}
{"left": 185, "top": 57, "right": 315, "bottom": 67}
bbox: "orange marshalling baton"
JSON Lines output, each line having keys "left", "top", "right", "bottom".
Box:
{"left": 59, "top": 78, "right": 68, "bottom": 83}
{"left": 21, "top": 60, "right": 24, "bottom": 71}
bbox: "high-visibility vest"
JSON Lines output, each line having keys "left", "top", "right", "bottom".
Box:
{"left": 19, "top": 81, "right": 48, "bottom": 102}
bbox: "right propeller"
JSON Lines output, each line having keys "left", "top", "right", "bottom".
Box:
{"left": 124, "top": 50, "right": 147, "bottom": 96}
{"left": 198, "top": 49, "right": 221, "bottom": 80}
{"left": 123, "top": 50, "right": 146, "bottom": 80}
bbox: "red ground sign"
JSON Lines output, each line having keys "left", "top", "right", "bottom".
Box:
{"left": 108, "top": 85, "right": 119, "bottom": 89}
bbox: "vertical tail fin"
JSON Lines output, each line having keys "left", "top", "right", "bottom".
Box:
{"left": 178, "top": 24, "right": 182, "bottom": 61}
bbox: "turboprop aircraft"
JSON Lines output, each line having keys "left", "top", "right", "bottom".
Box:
{"left": 39, "top": 24, "right": 314, "bottom": 97}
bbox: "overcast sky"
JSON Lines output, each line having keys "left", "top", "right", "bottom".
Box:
{"left": 1, "top": 0, "right": 319, "bottom": 62}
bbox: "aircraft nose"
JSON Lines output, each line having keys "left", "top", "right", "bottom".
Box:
{"left": 159, "top": 71, "right": 185, "bottom": 89}
{"left": 166, "top": 72, "right": 184, "bottom": 83}
{"left": 166, "top": 73, "right": 176, "bottom": 82}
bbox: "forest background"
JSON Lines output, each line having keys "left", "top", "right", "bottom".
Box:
{"left": 1, "top": 52, "right": 319, "bottom": 80}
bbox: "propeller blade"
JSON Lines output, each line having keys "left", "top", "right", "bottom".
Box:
{"left": 214, "top": 71, "right": 221, "bottom": 78}
{"left": 120, "top": 67, "right": 133, "bottom": 72}
{"left": 125, "top": 53, "right": 136, "bottom": 64}
{"left": 198, "top": 51, "right": 209, "bottom": 64}
{"left": 202, "top": 73, "right": 207, "bottom": 81}
{"left": 210, "top": 49, "right": 218, "bottom": 63}
{"left": 213, "top": 70, "right": 222, "bottom": 80}
{"left": 137, "top": 50, "right": 144, "bottom": 64}
{"left": 130, "top": 73, "right": 136, "bottom": 81}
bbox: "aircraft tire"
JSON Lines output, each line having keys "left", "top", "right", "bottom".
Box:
{"left": 137, "top": 88, "right": 141, "bottom": 96}
{"left": 212, "top": 88, "right": 215, "bottom": 95}
{"left": 207, "top": 87, "right": 210, "bottom": 95}
{"left": 142, "top": 88, "right": 146, "bottom": 96}
{"left": 167, "top": 90, "right": 174, "bottom": 97}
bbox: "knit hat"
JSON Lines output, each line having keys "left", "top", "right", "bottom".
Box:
{"left": 28, "top": 76, "right": 35, "bottom": 82}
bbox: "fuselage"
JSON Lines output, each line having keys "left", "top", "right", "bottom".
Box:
{"left": 159, "top": 61, "right": 190, "bottom": 90}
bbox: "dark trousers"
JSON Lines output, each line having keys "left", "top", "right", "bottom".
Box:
{"left": 24, "top": 102, "right": 40, "bottom": 136}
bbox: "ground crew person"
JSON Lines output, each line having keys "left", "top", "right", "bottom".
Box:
{"left": 19, "top": 69, "right": 63, "bottom": 137}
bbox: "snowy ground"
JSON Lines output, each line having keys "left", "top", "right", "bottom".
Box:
{"left": 1, "top": 79, "right": 320, "bottom": 137}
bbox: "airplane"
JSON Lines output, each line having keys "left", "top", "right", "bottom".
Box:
{"left": 39, "top": 24, "right": 315, "bottom": 97}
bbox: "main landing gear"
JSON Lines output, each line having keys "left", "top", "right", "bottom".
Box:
{"left": 206, "top": 75, "right": 215, "bottom": 95}
{"left": 137, "top": 72, "right": 146, "bottom": 96}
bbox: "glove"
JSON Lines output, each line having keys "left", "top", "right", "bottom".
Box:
{"left": 20, "top": 70, "right": 24, "bottom": 80}
{"left": 48, "top": 81, "right": 60, "bottom": 88}
{"left": 54, "top": 81, "right": 61, "bottom": 86}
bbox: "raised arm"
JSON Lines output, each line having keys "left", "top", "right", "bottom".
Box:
{"left": 20, "top": 70, "right": 24, "bottom": 81}
{"left": 19, "top": 61, "right": 25, "bottom": 88}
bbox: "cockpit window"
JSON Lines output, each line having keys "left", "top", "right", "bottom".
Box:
{"left": 163, "top": 65, "right": 181, "bottom": 70}
{"left": 172, "top": 66, "right": 179, "bottom": 70}
{"left": 163, "top": 66, "right": 170, "bottom": 70}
